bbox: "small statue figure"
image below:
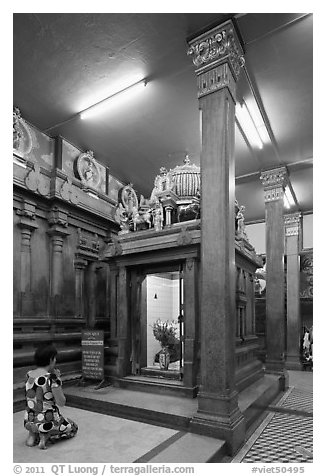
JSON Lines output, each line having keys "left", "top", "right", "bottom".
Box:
{"left": 84, "top": 159, "right": 94, "bottom": 182}
{"left": 131, "top": 206, "right": 152, "bottom": 232}
{"left": 236, "top": 205, "right": 247, "bottom": 239}
{"left": 115, "top": 203, "right": 130, "bottom": 234}
{"left": 153, "top": 202, "right": 164, "bottom": 231}
{"left": 139, "top": 194, "right": 151, "bottom": 209}
{"left": 150, "top": 166, "right": 174, "bottom": 202}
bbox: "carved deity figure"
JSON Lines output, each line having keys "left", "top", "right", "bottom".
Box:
{"left": 236, "top": 205, "right": 247, "bottom": 239}
{"left": 150, "top": 166, "right": 174, "bottom": 202}
{"left": 153, "top": 202, "right": 164, "bottom": 231}
{"left": 115, "top": 203, "right": 130, "bottom": 233}
{"left": 84, "top": 158, "right": 95, "bottom": 182}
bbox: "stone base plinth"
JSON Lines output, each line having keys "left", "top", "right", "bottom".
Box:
{"left": 285, "top": 355, "right": 302, "bottom": 371}
{"left": 264, "top": 361, "right": 289, "bottom": 390}
{"left": 190, "top": 409, "right": 245, "bottom": 455}
{"left": 189, "top": 390, "right": 246, "bottom": 455}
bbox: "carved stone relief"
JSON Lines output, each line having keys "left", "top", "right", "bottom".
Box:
{"left": 76, "top": 150, "right": 101, "bottom": 189}
{"left": 13, "top": 106, "right": 33, "bottom": 157}
{"left": 25, "top": 164, "right": 50, "bottom": 196}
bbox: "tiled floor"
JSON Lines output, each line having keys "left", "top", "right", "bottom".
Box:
{"left": 231, "top": 370, "right": 313, "bottom": 463}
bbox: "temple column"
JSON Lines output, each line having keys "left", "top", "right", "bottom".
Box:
{"left": 260, "top": 167, "right": 289, "bottom": 387}
{"left": 85, "top": 261, "right": 98, "bottom": 329}
{"left": 47, "top": 208, "right": 70, "bottom": 314}
{"left": 117, "top": 265, "right": 129, "bottom": 377}
{"left": 183, "top": 257, "right": 198, "bottom": 390}
{"left": 16, "top": 201, "right": 38, "bottom": 294}
{"left": 18, "top": 222, "right": 38, "bottom": 293}
{"left": 187, "top": 21, "right": 246, "bottom": 454}
{"left": 74, "top": 258, "right": 87, "bottom": 318}
{"left": 284, "top": 212, "right": 302, "bottom": 370}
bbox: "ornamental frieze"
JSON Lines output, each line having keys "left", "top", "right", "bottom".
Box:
{"left": 300, "top": 252, "right": 313, "bottom": 298}
{"left": 263, "top": 187, "right": 284, "bottom": 203}
{"left": 187, "top": 21, "right": 245, "bottom": 79}
{"left": 196, "top": 63, "right": 236, "bottom": 99}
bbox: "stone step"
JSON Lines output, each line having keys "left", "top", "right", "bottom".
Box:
{"left": 113, "top": 375, "right": 198, "bottom": 398}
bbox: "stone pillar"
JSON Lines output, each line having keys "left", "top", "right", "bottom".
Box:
{"left": 86, "top": 261, "right": 98, "bottom": 329}
{"left": 260, "top": 167, "right": 289, "bottom": 387}
{"left": 16, "top": 202, "right": 38, "bottom": 294}
{"left": 117, "top": 265, "right": 129, "bottom": 377}
{"left": 18, "top": 222, "right": 38, "bottom": 293}
{"left": 183, "top": 257, "right": 198, "bottom": 390}
{"left": 47, "top": 208, "right": 70, "bottom": 303}
{"left": 187, "top": 21, "right": 246, "bottom": 454}
{"left": 284, "top": 213, "right": 302, "bottom": 370}
{"left": 74, "top": 258, "right": 88, "bottom": 318}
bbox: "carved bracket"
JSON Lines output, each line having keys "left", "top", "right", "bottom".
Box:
{"left": 60, "top": 177, "right": 80, "bottom": 205}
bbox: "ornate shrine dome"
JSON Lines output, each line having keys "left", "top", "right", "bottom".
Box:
{"left": 170, "top": 155, "right": 200, "bottom": 201}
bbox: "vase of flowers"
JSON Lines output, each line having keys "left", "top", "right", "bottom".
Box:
{"left": 152, "top": 319, "right": 178, "bottom": 370}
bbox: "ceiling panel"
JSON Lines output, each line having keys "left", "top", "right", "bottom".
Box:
{"left": 13, "top": 13, "right": 313, "bottom": 222}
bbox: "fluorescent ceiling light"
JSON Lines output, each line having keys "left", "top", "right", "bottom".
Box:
{"left": 236, "top": 101, "right": 264, "bottom": 150}
{"left": 80, "top": 79, "right": 147, "bottom": 120}
{"left": 283, "top": 185, "right": 295, "bottom": 209}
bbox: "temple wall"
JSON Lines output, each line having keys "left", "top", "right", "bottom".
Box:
{"left": 13, "top": 115, "right": 124, "bottom": 392}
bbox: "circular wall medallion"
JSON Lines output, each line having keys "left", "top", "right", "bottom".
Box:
{"left": 120, "top": 184, "right": 138, "bottom": 212}
{"left": 76, "top": 151, "right": 101, "bottom": 189}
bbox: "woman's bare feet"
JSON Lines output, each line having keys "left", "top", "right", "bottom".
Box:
{"left": 38, "top": 433, "right": 49, "bottom": 450}
{"left": 25, "top": 431, "right": 37, "bottom": 447}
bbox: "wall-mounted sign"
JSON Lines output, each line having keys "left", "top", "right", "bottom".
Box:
{"left": 81, "top": 330, "right": 104, "bottom": 381}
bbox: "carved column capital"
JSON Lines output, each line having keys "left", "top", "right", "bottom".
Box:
{"left": 74, "top": 258, "right": 88, "bottom": 270}
{"left": 187, "top": 20, "right": 244, "bottom": 100}
{"left": 187, "top": 20, "right": 244, "bottom": 77}
{"left": 260, "top": 167, "right": 288, "bottom": 203}
{"left": 284, "top": 212, "right": 302, "bottom": 237}
{"left": 48, "top": 206, "right": 69, "bottom": 228}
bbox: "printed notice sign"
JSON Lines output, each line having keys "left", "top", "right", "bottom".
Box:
{"left": 81, "top": 330, "right": 104, "bottom": 380}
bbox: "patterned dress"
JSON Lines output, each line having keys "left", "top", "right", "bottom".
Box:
{"left": 24, "top": 370, "right": 78, "bottom": 440}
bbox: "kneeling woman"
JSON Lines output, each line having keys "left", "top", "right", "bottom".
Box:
{"left": 24, "top": 344, "right": 78, "bottom": 449}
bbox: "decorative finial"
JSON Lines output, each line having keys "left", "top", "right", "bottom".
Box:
{"left": 184, "top": 154, "right": 190, "bottom": 165}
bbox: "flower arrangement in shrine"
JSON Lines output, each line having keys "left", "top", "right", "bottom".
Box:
{"left": 152, "top": 319, "right": 178, "bottom": 348}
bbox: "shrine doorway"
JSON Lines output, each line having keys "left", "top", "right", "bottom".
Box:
{"left": 129, "top": 264, "right": 184, "bottom": 380}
